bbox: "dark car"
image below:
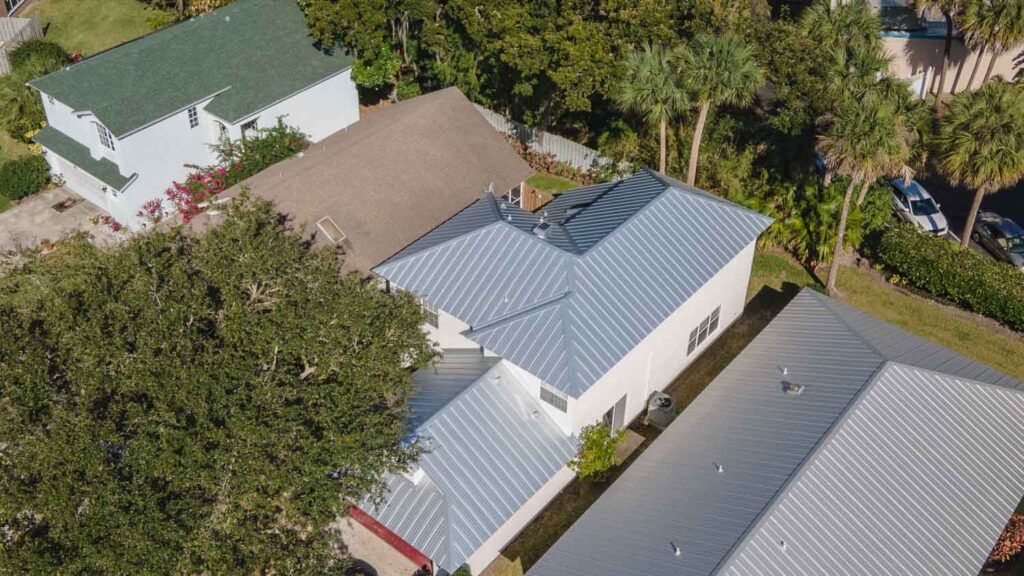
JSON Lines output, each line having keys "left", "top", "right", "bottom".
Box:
{"left": 972, "top": 212, "right": 1024, "bottom": 269}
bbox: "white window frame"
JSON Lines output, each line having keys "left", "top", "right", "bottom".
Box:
{"left": 505, "top": 184, "right": 523, "bottom": 207}
{"left": 187, "top": 106, "right": 199, "bottom": 129}
{"left": 419, "top": 298, "right": 439, "bottom": 328}
{"left": 687, "top": 305, "right": 722, "bottom": 356}
{"left": 540, "top": 383, "right": 568, "bottom": 413}
{"left": 241, "top": 118, "right": 258, "bottom": 139}
{"left": 95, "top": 122, "right": 115, "bottom": 151}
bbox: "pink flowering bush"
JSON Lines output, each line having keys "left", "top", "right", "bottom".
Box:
{"left": 163, "top": 119, "right": 308, "bottom": 223}
{"left": 136, "top": 198, "right": 167, "bottom": 226}
{"left": 987, "top": 514, "right": 1024, "bottom": 567}
{"left": 165, "top": 164, "right": 243, "bottom": 224}
{"left": 92, "top": 214, "right": 124, "bottom": 233}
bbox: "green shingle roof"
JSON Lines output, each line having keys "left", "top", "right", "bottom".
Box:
{"left": 29, "top": 0, "right": 354, "bottom": 138}
{"left": 33, "top": 126, "right": 133, "bottom": 189}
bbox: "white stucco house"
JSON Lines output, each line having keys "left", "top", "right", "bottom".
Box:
{"left": 345, "top": 170, "right": 772, "bottom": 575}
{"left": 27, "top": 0, "right": 359, "bottom": 229}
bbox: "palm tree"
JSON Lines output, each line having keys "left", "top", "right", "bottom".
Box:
{"left": 675, "top": 33, "right": 763, "bottom": 186}
{"left": 817, "top": 96, "right": 913, "bottom": 294}
{"left": 957, "top": 0, "right": 1022, "bottom": 89}
{"left": 613, "top": 43, "right": 687, "bottom": 174}
{"left": 983, "top": 0, "right": 1024, "bottom": 82}
{"left": 911, "top": 0, "right": 962, "bottom": 99}
{"left": 934, "top": 81, "right": 1024, "bottom": 248}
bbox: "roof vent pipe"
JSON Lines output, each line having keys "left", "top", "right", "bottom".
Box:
{"left": 671, "top": 542, "right": 681, "bottom": 557}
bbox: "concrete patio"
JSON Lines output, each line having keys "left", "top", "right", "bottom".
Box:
{"left": 0, "top": 187, "right": 121, "bottom": 255}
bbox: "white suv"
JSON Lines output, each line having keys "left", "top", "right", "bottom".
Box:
{"left": 890, "top": 178, "right": 948, "bottom": 236}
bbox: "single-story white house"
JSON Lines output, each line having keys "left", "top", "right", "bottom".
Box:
{"left": 28, "top": 0, "right": 359, "bottom": 229}
{"left": 350, "top": 170, "right": 773, "bottom": 574}
{"left": 528, "top": 288, "right": 1024, "bottom": 576}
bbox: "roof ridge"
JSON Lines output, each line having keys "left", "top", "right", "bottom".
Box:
{"left": 647, "top": 169, "right": 775, "bottom": 223}
{"left": 375, "top": 197, "right": 500, "bottom": 268}
{"left": 801, "top": 288, "right": 892, "bottom": 361}
{"left": 462, "top": 292, "right": 572, "bottom": 335}
{"left": 711, "top": 357, "right": 892, "bottom": 575}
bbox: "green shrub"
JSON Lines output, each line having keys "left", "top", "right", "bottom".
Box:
{"left": 877, "top": 223, "right": 1024, "bottom": 331}
{"left": 7, "top": 39, "right": 69, "bottom": 75}
{"left": 569, "top": 423, "right": 624, "bottom": 483}
{"left": 0, "top": 155, "right": 50, "bottom": 201}
{"left": 396, "top": 77, "right": 422, "bottom": 101}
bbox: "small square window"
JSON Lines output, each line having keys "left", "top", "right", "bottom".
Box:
{"left": 241, "top": 118, "right": 258, "bottom": 138}
{"left": 540, "top": 384, "right": 568, "bottom": 413}
{"left": 187, "top": 106, "right": 199, "bottom": 129}
{"left": 709, "top": 306, "right": 721, "bottom": 334}
{"left": 47, "top": 94, "right": 54, "bottom": 105}
{"left": 316, "top": 216, "right": 346, "bottom": 245}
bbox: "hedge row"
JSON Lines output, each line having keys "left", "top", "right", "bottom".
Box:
{"left": 0, "top": 155, "right": 50, "bottom": 202}
{"left": 877, "top": 223, "right": 1024, "bottom": 331}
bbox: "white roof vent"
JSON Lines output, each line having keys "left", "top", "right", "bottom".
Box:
{"left": 403, "top": 465, "right": 426, "bottom": 485}
{"left": 671, "top": 542, "right": 681, "bottom": 557}
{"left": 714, "top": 462, "right": 724, "bottom": 474}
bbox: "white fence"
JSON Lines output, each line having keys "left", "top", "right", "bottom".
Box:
{"left": 473, "top": 104, "right": 609, "bottom": 171}
{"left": 0, "top": 16, "right": 42, "bottom": 76}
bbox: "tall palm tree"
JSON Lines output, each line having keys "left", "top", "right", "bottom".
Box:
{"left": 911, "top": 0, "right": 962, "bottom": 99}
{"left": 957, "top": 0, "right": 1020, "bottom": 89}
{"left": 799, "top": 0, "right": 882, "bottom": 54}
{"left": 934, "top": 81, "right": 1024, "bottom": 248}
{"left": 817, "top": 96, "right": 913, "bottom": 295}
{"left": 613, "top": 43, "right": 687, "bottom": 174}
{"left": 675, "top": 33, "right": 763, "bottom": 186}
{"left": 983, "top": 0, "right": 1024, "bottom": 82}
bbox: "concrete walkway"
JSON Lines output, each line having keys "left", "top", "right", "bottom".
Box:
{"left": 0, "top": 187, "right": 120, "bottom": 255}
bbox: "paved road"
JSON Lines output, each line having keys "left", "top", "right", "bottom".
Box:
{"left": 918, "top": 174, "right": 1023, "bottom": 257}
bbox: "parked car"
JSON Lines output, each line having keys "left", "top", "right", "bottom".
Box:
{"left": 972, "top": 212, "right": 1024, "bottom": 269}
{"left": 889, "top": 178, "right": 948, "bottom": 235}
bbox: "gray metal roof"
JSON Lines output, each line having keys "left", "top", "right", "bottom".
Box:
{"left": 364, "top": 354, "right": 576, "bottom": 573}
{"left": 408, "top": 350, "right": 500, "bottom": 430}
{"left": 374, "top": 171, "right": 773, "bottom": 396}
{"left": 527, "top": 289, "right": 1024, "bottom": 576}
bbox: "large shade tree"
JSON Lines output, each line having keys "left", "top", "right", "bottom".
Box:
{"left": 0, "top": 196, "right": 435, "bottom": 574}
{"left": 817, "top": 95, "right": 913, "bottom": 294}
{"left": 613, "top": 43, "right": 687, "bottom": 174}
{"left": 675, "top": 33, "right": 764, "bottom": 186}
{"left": 934, "top": 80, "right": 1024, "bottom": 248}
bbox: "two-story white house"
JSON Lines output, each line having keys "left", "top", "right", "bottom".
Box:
{"left": 345, "top": 170, "right": 773, "bottom": 575}
{"left": 28, "top": 0, "right": 359, "bottom": 229}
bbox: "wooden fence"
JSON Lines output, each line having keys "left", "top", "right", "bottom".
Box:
{"left": 0, "top": 16, "right": 42, "bottom": 76}
{"left": 473, "top": 103, "right": 609, "bottom": 171}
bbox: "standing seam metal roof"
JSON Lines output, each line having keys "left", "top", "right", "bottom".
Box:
{"left": 526, "top": 289, "right": 1024, "bottom": 576}
{"left": 374, "top": 170, "right": 773, "bottom": 397}
{"left": 365, "top": 355, "right": 576, "bottom": 574}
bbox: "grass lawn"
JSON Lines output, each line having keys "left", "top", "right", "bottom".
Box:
{"left": 0, "top": 196, "right": 11, "bottom": 214}
{"left": 526, "top": 173, "right": 578, "bottom": 196}
{"left": 24, "top": 0, "right": 158, "bottom": 56}
{"left": 481, "top": 248, "right": 1024, "bottom": 576}
{"left": 0, "top": 132, "right": 32, "bottom": 164}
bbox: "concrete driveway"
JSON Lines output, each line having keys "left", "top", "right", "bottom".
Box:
{"left": 0, "top": 187, "right": 121, "bottom": 255}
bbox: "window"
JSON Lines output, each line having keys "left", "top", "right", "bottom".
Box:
{"left": 47, "top": 94, "right": 54, "bottom": 105}
{"left": 505, "top": 185, "right": 522, "bottom": 207}
{"left": 187, "top": 106, "right": 199, "bottom": 129}
{"left": 316, "top": 216, "right": 346, "bottom": 245}
{"left": 540, "top": 384, "right": 568, "bottom": 413}
{"left": 687, "top": 306, "right": 722, "bottom": 356}
{"left": 419, "top": 298, "right": 439, "bottom": 328}
{"left": 241, "top": 118, "right": 258, "bottom": 138}
{"left": 95, "top": 123, "right": 115, "bottom": 151}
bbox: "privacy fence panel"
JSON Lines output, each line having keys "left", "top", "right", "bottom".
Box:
{"left": 473, "top": 104, "right": 608, "bottom": 170}
{"left": 0, "top": 16, "right": 42, "bottom": 76}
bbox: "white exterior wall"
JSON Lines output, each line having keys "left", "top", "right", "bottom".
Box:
{"left": 424, "top": 309, "right": 486, "bottom": 351}
{"left": 222, "top": 70, "right": 359, "bottom": 143}
{"left": 504, "top": 361, "right": 574, "bottom": 435}
{"left": 568, "top": 241, "right": 757, "bottom": 433}
{"left": 465, "top": 465, "right": 576, "bottom": 575}
{"left": 36, "top": 68, "right": 358, "bottom": 229}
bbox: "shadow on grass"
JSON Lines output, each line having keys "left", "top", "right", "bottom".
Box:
{"left": 481, "top": 282, "right": 805, "bottom": 576}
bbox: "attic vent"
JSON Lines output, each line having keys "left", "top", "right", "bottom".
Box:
{"left": 317, "top": 216, "right": 346, "bottom": 245}
{"left": 782, "top": 381, "right": 804, "bottom": 395}
{"left": 533, "top": 221, "right": 552, "bottom": 238}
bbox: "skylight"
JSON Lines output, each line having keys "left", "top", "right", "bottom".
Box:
{"left": 316, "top": 216, "right": 346, "bottom": 245}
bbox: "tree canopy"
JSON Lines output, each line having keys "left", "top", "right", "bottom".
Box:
{"left": 0, "top": 196, "right": 435, "bottom": 574}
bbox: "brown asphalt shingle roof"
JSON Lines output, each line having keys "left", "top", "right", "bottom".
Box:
{"left": 211, "top": 87, "right": 532, "bottom": 274}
